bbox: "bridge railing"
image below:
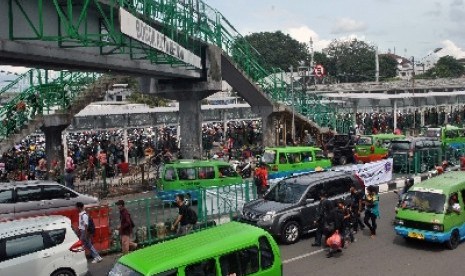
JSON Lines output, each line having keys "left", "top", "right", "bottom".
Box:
{"left": 6, "top": 0, "right": 334, "bottom": 129}
{"left": 0, "top": 71, "right": 101, "bottom": 140}
{"left": 95, "top": 180, "right": 257, "bottom": 253}
{"left": 118, "top": 0, "right": 334, "bottom": 129}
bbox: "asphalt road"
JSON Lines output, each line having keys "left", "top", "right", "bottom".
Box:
{"left": 89, "top": 192, "right": 465, "bottom": 276}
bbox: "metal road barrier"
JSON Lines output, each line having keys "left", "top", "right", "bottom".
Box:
{"left": 87, "top": 181, "right": 258, "bottom": 253}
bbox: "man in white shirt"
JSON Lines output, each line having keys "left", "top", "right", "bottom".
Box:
{"left": 76, "top": 202, "right": 102, "bottom": 263}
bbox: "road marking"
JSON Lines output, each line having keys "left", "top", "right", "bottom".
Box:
{"left": 282, "top": 248, "right": 326, "bottom": 264}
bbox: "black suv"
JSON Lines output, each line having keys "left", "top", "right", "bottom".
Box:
{"left": 239, "top": 171, "right": 365, "bottom": 244}
{"left": 324, "top": 134, "right": 356, "bottom": 165}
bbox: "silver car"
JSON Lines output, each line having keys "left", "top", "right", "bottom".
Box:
{"left": 0, "top": 181, "right": 98, "bottom": 220}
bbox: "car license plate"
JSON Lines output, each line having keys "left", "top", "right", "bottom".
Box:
{"left": 408, "top": 232, "right": 424, "bottom": 240}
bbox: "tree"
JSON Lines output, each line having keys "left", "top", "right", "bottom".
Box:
{"left": 378, "top": 55, "right": 398, "bottom": 80}
{"left": 324, "top": 39, "right": 378, "bottom": 83}
{"left": 423, "top": 55, "right": 465, "bottom": 78}
{"left": 127, "top": 92, "right": 169, "bottom": 107}
{"left": 243, "top": 31, "right": 308, "bottom": 71}
{"left": 126, "top": 77, "right": 169, "bottom": 107}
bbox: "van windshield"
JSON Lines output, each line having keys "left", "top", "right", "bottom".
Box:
{"left": 400, "top": 191, "right": 445, "bottom": 213}
{"left": 390, "top": 141, "right": 411, "bottom": 151}
{"left": 264, "top": 182, "right": 307, "bottom": 204}
{"left": 424, "top": 128, "right": 441, "bottom": 138}
{"left": 357, "top": 137, "right": 372, "bottom": 145}
{"left": 262, "top": 150, "right": 276, "bottom": 164}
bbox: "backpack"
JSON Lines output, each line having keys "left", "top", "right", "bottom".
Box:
{"left": 187, "top": 207, "right": 198, "bottom": 225}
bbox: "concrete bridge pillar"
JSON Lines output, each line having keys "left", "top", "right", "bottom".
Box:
{"left": 179, "top": 100, "right": 202, "bottom": 159}
{"left": 42, "top": 125, "right": 67, "bottom": 170}
{"left": 252, "top": 106, "right": 275, "bottom": 147}
{"left": 140, "top": 45, "right": 223, "bottom": 159}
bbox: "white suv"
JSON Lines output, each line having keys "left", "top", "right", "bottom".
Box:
{"left": 0, "top": 215, "right": 88, "bottom": 276}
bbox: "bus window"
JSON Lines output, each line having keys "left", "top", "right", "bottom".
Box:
{"left": 164, "top": 168, "right": 176, "bottom": 181}
{"left": 259, "top": 236, "right": 275, "bottom": 270}
{"left": 185, "top": 259, "right": 216, "bottom": 276}
{"left": 220, "top": 247, "right": 259, "bottom": 276}
{"left": 446, "top": 130, "right": 458, "bottom": 138}
{"left": 279, "top": 153, "right": 287, "bottom": 164}
{"left": 315, "top": 150, "right": 325, "bottom": 161}
{"left": 301, "top": 152, "right": 312, "bottom": 162}
{"left": 218, "top": 165, "right": 238, "bottom": 178}
{"left": 198, "top": 167, "right": 215, "bottom": 179}
{"left": 178, "top": 168, "right": 196, "bottom": 180}
{"left": 154, "top": 270, "right": 177, "bottom": 276}
{"left": 262, "top": 150, "right": 276, "bottom": 164}
{"left": 286, "top": 153, "right": 300, "bottom": 164}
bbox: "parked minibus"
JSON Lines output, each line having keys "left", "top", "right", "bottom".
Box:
{"left": 394, "top": 171, "right": 465, "bottom": 249}
{"left": 354, "top": 133, "right": 405, "bottom": 163}
{"left": 155, "top": 160, "right": 242, "bottom": 203}
{"left": 261, "top": 146, "right": 332, "bottom": 181}
{"left": 109, "top": 222, "right": 282, "bottom": 276}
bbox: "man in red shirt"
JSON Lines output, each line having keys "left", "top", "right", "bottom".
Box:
{"left": 116, "top": 200, "right": 137, "bottom": 254}
{"left": 254, "top": 162, "right": 268, "bottom": 197}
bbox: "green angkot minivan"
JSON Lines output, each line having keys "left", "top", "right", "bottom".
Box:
{"left": 394, "top": 172, "right": 465, "bottom": 249}
{"left": 109, "top": 222, "right": 282, "bottom": 276}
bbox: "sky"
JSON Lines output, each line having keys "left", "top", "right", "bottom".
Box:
{"left": 203, "top": 0, "right": 465, "bottom": 61}
{"left": 3, "top": 0, "right": 465, "bottom": 84}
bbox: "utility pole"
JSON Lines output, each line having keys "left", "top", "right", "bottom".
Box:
{"left": 411, "top": 56, "right": 415, "bottom": 96}
{"left": 309, "top": 37, "right": 314, "bottom": 68}
{"left": 375, "top": 46, "right": 379, "bottom": 83}
{"left": 310, "top": 37, "right": 316, "bottom": 87}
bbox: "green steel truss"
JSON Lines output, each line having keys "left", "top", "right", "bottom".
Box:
{"left": 5, "top": 0, "right": 336, "bottom": 137}
{"left": 0, "top": 70, "right": 101, "bottom": 140}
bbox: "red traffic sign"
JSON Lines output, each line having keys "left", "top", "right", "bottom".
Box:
{"left": 314, "top": 64, "right": 325, "bottom": 78}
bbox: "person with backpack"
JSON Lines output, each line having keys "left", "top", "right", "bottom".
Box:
{"left": 115, "top": 200, "right": 138, "bottom": 254}
{"left": 171, "top": 194, "right": 196, "bottom": 236}
{"left": 75, "top": 202, "right": 102, "bottom": 264}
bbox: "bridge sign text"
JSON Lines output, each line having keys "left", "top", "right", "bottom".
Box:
{"left": 119, "top": 8, "right": 202, "bottom": 69}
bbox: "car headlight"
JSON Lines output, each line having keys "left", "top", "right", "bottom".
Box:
{"left": 261, "top": 211, "right": 276, "bottom": 222}
{"left": 432, "top": 224, "right": 444, "bottom": 232}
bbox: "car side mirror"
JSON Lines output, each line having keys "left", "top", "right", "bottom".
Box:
{"left": 65, "top": 193, "right": 71, "bottom": 200}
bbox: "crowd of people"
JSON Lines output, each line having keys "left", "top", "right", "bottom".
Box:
{"left": 312, "top": 185, "right": 380, "bottom": 258}
{"left": 0, "top": 120, "right": 268, "bottom": 184}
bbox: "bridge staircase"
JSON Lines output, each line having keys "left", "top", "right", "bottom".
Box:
{"left": 0, "top": 70, "right": 128, "bottom": 152}
{"left": 0, "top": 0, "right": 335, "bottom": 148}
{"left": 133, "top": 0, "right": 334, "bottom": 142}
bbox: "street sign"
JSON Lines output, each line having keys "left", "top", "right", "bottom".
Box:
{"left": 314, "top": 64, "right": 325, "bottom": 78}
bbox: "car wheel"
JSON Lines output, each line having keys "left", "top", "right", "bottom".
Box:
{"left": 51, "top": 268, "right": 75, "bottom": 276}
{"left": 280, "top": 221, "right": 300, "bottom": 244}
{"left": 339, "top": 156, "right": 348, "bottom": 165}
{"left": 446, "top": 229, "right": 460, "bottom": 250}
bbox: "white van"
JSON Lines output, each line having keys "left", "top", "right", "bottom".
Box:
{"left": 0, "top": 215, "right": 88, "bottom": 276}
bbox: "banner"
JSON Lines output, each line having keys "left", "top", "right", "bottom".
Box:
{"left": 341, "top": 158, "right": 393, "bottom": 186}
{"left": 119, "top": 8, "right": 202, "bottom": 69}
